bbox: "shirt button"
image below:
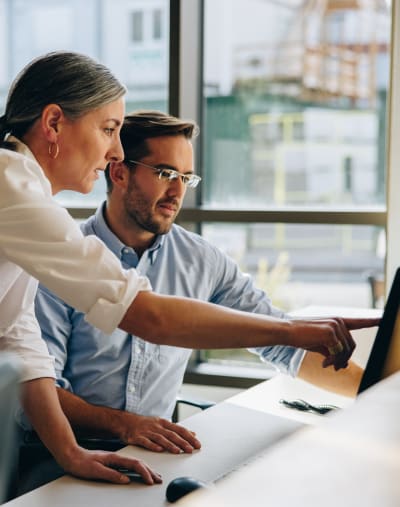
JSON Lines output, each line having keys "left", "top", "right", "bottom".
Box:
{"left": 129, "top": 385, "right": 136, "bottom": 393}
{"left": 123, "top": 247, "right": 130, "bottom": 254}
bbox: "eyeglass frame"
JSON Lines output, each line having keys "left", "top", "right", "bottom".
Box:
{"left": 124, "top": 159, "right": 202, "bottom": 188}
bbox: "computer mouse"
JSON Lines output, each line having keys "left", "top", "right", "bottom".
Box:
{"left": 166, "top": 476, "right": 207, "bottom": 503}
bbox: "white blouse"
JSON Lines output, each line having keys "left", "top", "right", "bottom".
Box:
{"left": 0, "top": 138, "right": 151, "bottom": 381}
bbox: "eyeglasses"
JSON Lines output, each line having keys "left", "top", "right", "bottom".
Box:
{"left": 125, "top": 160, "right": 202, "bottom": 188}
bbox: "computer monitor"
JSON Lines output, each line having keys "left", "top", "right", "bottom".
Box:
{"left": 358, "top": 267, "right": 400, "bottom": 394}
{"left": 0, "top": 353, "right": 21, "bottom": 503}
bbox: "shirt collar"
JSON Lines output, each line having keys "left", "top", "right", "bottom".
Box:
{"left": 7, "top": 135, "right": 42, "bottom": 164}
{"left": 6, "top": 135, "right": 53, "bottom": 195}
{"left": 91, "top": 202, "right": 164, "bottom": 264}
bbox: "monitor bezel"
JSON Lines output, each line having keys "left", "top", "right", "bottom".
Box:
{"left": 358, "top": 268, "right": 400, "bottom": 394}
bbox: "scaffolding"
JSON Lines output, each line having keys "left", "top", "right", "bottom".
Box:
{"left": 234, "top": 0, "right": 390, "bottom": 107}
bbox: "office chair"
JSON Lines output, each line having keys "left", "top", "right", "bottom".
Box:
{"left": 172, "top": 395, "right": 215, "bottom": 422}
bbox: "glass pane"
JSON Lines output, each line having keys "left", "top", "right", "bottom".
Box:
{"left": 203, "top": 222, "right": 385, "bottom": 309}
{"left": 201, "top": 222, "right": 385, "bottom": 364}
{"left": 0, "top": 0, "right": 170, "bottom": 207}
{"left": 153, "top": 9, "right": 162, "bottom": 40}
{"left": 203, "top": 0, "right": 391, "bottom": 209}
{"left": 131, "top": 11, "right": 144, "bottom": 42}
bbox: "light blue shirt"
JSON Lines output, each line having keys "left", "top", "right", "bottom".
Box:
{"left": 35, "top": 203, "right": 305, "bottom": 420}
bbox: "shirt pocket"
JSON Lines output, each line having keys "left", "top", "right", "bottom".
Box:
{"left": 157, "top": 344, "right": 192, "bottom": 368}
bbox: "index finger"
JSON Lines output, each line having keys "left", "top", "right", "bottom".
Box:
{"left": 105, "top": 456, "right": 162, "bottom": 485}
{"left": 164, "top": 421, "right": 202, "bottom": 450}
{"left": 342, "top": 318, "right": 381, "bottom": 330}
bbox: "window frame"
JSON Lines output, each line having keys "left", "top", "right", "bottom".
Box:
{"left": 386, "top": 0, "right": 400, "bottom": 289}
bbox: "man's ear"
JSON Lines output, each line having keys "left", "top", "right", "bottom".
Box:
{"left": 108, "top": 161, "right": 130, "bottom": 190}
{"left": 40, "top": 104, "right": 64, "bottom": 142}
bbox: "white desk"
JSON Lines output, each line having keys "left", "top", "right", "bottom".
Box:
{"left": 180, "top": 371, "right": 400, "bottom": 507}
{"left": 3, "top": 373, "right": 358, "bottom": 507}
{"left": 2, "top": 380, "right": 301, "bottom": 507}
{"left": 229, "top": 374, "right": 354, "bottom": 424}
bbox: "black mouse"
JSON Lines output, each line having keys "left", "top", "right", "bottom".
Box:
{"left": 166, "top": 476, "right": 207, "bottom": 503}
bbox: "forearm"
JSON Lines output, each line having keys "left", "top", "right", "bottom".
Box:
{"left": 120, "top": 293, "right": 379, "bottom": 370}
{"left": 21, "top": 378, "right": 80, "bottom": 465}
{"left": 21, "top": 379, "right": 161, "bottom": 484}
{"left": 57, "top": 387, "right": 123, "bottom": 438}
{"left": 57, "top": 388, "right": 201, "bottom": 454}
{"left": 120, "top": 291, "right": 293, "bottom": 349}
{"left": 297, "top": 351, "right": 363, "bottom": 398}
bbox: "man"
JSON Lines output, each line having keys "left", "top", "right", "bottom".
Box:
{"left": 35, "top": 110, "right": 372, "bottom": 454}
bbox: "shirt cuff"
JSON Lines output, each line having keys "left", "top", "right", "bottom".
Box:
{"left": 288, "top": 348, "right": 306, "bottom": 377}
{"left": 84, "top": 271, "right": 152, "bottom": 334}
{"left": 255, "top": 345, "right": 306, "bottom": 377}
{"left": 19, "top": 354, "right": 56, "bottom": 383}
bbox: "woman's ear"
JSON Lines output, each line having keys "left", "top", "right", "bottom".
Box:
{"left": 40, "top": 104, "right": 64, "bottom": 142}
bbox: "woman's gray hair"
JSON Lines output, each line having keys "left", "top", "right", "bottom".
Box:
{"left": 0, "top": 51, "right": 126, "bottom": 150}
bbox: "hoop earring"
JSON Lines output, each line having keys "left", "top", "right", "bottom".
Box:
{"left": 48, "top": 142, "right": 59, "bottom": 160}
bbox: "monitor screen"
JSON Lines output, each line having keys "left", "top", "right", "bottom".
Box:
{"left": 358, "top": 268, "right": 400, "bottom": 393}
{"left": 0, "top": 353, "right": 21, "bottom": 503}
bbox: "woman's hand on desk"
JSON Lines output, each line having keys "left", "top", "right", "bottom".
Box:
{"left": 22, "top": 378, "right": 162, "bottom": 486}
{"left": 289, "top": 317, "right": 380, "bottom": 370}
{"left": 60, "top": 446, "right": 162, "bottom": 485}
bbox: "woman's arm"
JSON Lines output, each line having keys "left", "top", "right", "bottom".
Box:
{"left": 21, "top": 378, "right": 162, "bottom": 485}
{"left": 120, "top": 291, "right": 381, "bottom": 370}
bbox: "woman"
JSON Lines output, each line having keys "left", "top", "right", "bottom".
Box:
{"left": 0, "top": 51, "right": 161, "bottom": 485}
{"left": 0, "top": 51, "right": 378, "bottom": 485}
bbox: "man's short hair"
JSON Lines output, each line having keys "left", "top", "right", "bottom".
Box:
{"left": 105, "top": 110, "right": 199, "bottom": 192}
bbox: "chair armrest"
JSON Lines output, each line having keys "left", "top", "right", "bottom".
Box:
{"left": 175, "top": 396, "right": 215, "bottom": 411}
{"left": 172, "top": 396, "right": 215, "bottom": 422}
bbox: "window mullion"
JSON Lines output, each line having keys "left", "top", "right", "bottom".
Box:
{"left": 386, "top": 1, "right": 400, "bottom": 289}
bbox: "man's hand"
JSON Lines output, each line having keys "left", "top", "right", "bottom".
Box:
{"left": 56, "top": 387, "right": 201, "bottom": 454}
{"left": 115, "top": 413, "right": 201, "bottom": 454}
{"left": 289, "top": 317, "right": 380, "bottom": 370}
{"left": 59, "top": 446, "right": 162, "bottom": 485}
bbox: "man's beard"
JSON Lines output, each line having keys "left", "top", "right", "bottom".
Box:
{"left": 123, "top": 184, "right": 177, "bottom": 236}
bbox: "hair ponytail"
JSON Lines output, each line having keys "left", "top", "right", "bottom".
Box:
{"left": 0, "top": 114, "right": 8, "bottom": 140}
{"left": 0, "top": 114, "right": 16, "bottom": 150}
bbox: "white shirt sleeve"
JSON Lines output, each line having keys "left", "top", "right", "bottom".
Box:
{"left": 0, "top": 299, "right": 55, "bottom": 383}
{"left": 0, "top": 144, "right": 151, "bottom": 335}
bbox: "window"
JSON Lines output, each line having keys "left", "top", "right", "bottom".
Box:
{"left": 0, "top": 0, "right": 170, "bottom": 208}
{"left": 1, "top": 0, "right": 397, "bottom": 382}
{"left": 177, "top": 0, "right": 392, "bottom": 371}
